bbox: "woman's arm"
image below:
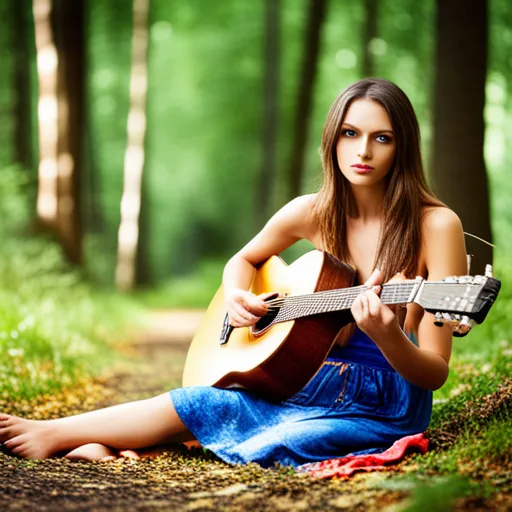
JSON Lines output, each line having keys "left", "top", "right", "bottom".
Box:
{"left": 223, "top": 194, "right": 317, "bottom": 327}
{"left": 353, "top": 208, "right": 468, "bottom": 390}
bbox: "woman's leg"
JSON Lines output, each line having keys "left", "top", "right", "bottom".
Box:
{"left": 0, "top": 392, "right": 194, "bottom": 460}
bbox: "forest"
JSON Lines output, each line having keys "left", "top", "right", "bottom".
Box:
{"left": 1, "top": 0, "right": 511, "bottom": 510}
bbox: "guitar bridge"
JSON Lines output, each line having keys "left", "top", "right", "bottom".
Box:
{"left": 219, "top": 313, "right": 234, "bottom": 345}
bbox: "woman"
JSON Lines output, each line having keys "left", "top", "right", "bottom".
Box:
{"left": 0, "top": 78, "right": 467, "bottom": 467}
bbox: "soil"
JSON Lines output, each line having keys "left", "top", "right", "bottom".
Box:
{"left": 1, "top": 311, "right": 510, "bottom": 511}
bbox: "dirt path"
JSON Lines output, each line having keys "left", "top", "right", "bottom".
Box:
{"left": 0, "top": 311, "right": 508, "bottom": 511}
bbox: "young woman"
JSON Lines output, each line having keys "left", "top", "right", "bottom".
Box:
{"left": 0, "top": 78, "right": 467, "bottom": 467}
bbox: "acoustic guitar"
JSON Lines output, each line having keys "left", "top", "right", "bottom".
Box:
{"left": 182, "top": 250, "right": 500, "bottom": 400}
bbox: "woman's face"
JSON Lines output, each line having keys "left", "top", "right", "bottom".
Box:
{"left": 336, "top": 98, "right": 396, "bottom": 188}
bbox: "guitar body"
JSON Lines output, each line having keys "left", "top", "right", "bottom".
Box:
{"left": 182, "top": 250, "right": 356, "bottom": 401}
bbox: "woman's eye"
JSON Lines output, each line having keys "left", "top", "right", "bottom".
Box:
{"left": 343, "top": 129, "right": 357, "bottom": 137}
{"left": 376, "top": 135, "right": 391, "bottom": 143}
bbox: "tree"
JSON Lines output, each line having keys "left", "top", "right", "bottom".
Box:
{"left": 11, "top": 0, "right": 34, "bottom": 172}
{"left": 115, "top": 0, "right": 150, "bottom": 290}
{"left": 255, "top": 0, "right": 280, "bottom": 230}
{"left": 284, "top": 0, "right": 328, "bottom": 202}
{"left": 33, "top": 0, "right": 85, "bottom": 264}
{"left": 53, "top": 0, "right": 85, "bottom": 264}
{"left": 431, "top": 0, "right": 492, "bottom": 274}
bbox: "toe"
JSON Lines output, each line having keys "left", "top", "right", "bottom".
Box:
{"left": 0, "top": 428, "right": 10, "bottom": 442}
{"left": 4, "top": 433, "right": 25, "bottom": 450}
{"left": 11, "top": 444, "right": 24, "bottom": 457}
{"left": 119, "top": 449, "right": 140, "bottom": 460}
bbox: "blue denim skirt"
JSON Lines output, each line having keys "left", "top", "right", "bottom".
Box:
{"left": 169, "top": 328, "right": 432, "bottom": 468}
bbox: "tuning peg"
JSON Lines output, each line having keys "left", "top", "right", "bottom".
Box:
{"left": 452, "top": 315, "right": 473, "bottom": 338}
{"left": 434, "top": 312, "right": 444, "bottom": 327}
{"left": 442, "top": 313, "right": 457, "bottom": 324}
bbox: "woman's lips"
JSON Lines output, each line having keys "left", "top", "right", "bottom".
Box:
{"left": 351, "top": 164, "right": 374, "bottom": 173}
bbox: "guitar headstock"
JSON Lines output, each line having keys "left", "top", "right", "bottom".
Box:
{"left": 415, "top": 272, "right": 501, "bottom": 337}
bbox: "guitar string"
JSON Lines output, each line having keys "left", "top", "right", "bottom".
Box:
{"left": 264, "top": 287, "right": 416, "bottom": 320}
{"left": 264, "top": 285, "right": 411, "bottom": 305}
{"left": 262, "top": 282, "right": 480, "bottom": 318}
{"left": 264, "top": 282, "right": 478, "bottom": 307}
{"left": 265, "top": 290, "right": 415, "bottom": 312}
{"left": 263, "top": 282, "right": 417, "bottom": 308}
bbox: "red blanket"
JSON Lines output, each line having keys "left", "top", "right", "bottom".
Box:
{"left": 297, "top": 433, "right": 428, "bottom": 479}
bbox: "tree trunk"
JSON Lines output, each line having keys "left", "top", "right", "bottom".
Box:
{"left": 284, "top": 0, "right": 328, "bottom": 202}
{"left": 115, "top": 0, "right": 150, "bottom": 291}
{"left": 11, "top": 0, "right": 34, "bottom": 172}
{"left": 33, "top": 0, "right": 85, "bottom": 264}
{"left": 432, "top": 0, "right": 492, "bottom": 274}
{"left": 362, "top": 0, "right": 378, "bottom": 77}
{"left": 255, "top": 0, "right": 280, "bottom": 230}
{"left": 135, "top": 166, "right": 152, "bottom": 286}
{"left": 52, "top": 0, "right": 85, "bottom": 264}
{"left": 33, "top": 0, "right": 59, "bottom": 231}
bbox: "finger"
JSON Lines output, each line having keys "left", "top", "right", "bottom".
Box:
{"left": 366, "top": 290, "right": 382, "bottom": 317}
{"left": 365, "top": 268, "right": 383, "bottom": 288}
{"left": 228, "top": 310, "right": 251, "bottom": 327}
{"left": 240, "top": 294, "right": 268, "bottom": 316}
{"left": 258, "top": 291, "right": 279, "bottom": 302}
{"left": 232, "top": 302, "right": 260, "bottom": 322}
{"left": 358, "top": 294, "right": 368, "bottom": 316}
{"left": 248, "top": 299, "right": 269, "bottom": 316}
{"left": 350, "top": 294, "right": 363, "bottom": 319}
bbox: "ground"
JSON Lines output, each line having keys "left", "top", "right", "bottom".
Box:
{"left": 1, "top": 311, "right": 510, "bottom": 511}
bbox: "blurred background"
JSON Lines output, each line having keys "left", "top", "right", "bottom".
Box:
{"left": 1, "top": 0, "right": 511, "bottom": 304}
{"left": 2, "top": 3, "right": 511, "bottom": 494}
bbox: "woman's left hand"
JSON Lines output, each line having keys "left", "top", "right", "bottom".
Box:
{"left": 351, "top": 269, "right": 407, "bottom": 339}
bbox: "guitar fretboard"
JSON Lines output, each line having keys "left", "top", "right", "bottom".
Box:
{"left": 273, "top": 282, "right": 418, "bottom": 323}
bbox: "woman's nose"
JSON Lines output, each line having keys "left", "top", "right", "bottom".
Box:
{"left": 358, "top": 137, "right": 371, "bottom": 159}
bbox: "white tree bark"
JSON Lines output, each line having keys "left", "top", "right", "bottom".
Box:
{"left": 116, "top": 0, "right": 150, "bottom": 290}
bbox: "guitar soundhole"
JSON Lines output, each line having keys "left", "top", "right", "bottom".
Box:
{"left": 253, "top": 293, "right": 281, "bottom": 335}
{"left": 254, "top": 308, "right": 279, "bottom": 333}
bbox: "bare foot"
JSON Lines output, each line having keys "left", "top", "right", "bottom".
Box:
{"left": 65, "top": 443, "right": 117, "bottom": 462}
{"left": 119, "top": 449, "right": 141, "bottom": 459}
{"left": 0, "top": 413, "right": 58, "bottom": 459}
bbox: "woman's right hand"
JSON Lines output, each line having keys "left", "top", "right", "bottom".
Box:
{"left": 225, "top": 289, "right": 276, "bottom": 327}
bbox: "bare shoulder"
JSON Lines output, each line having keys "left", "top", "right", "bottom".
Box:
{"left": 287, "top": 193, "right": 318, "bottom": 213}
{"left": 423, "top": 206, "right": 463, "bottom": 235}
{"left": 275, "top": 193, "right": 318, "bottom": 237}
{"left": 421, "top": 207, "right": 467, "bottom": 279}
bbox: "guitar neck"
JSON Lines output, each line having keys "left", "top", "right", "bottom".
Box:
{"left": 274, "top": 281, "right": 420, "bottom": 323}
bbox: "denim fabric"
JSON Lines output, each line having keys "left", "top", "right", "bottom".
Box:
{"left": 169, "top": 327, "right": 432, "bottom": 468}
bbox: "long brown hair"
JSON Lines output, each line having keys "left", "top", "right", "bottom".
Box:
{"left": 314, "top": 78, "right": 444, "bottom": 281}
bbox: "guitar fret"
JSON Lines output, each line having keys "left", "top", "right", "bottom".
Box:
{"left": 273, "top": 279, "right": 487, "bottom": 325}
{"left": 275, "top": 282, "right": 421, "bottom": 322}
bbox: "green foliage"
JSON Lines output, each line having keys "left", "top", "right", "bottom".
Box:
{"left": 402, "top": 475, "right": 490, "bottom": 512}
{"left": 417, "top": 412, "right": 510, "bottom": 499}
{"left": 0, "top": 168, "right": 144, "bottom": 401}
{"left": 138, "top": 257, "right": 225, "bottom": 308}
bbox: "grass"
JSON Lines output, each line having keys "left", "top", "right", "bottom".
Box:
{"left": 0, "top": 168, "right": 146, "bottom": 402}
{"left": 0, "top": 237, "right": 145, "bottom": 401}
